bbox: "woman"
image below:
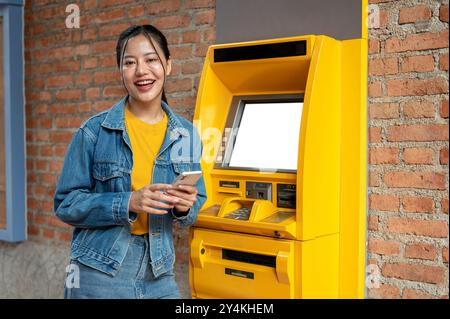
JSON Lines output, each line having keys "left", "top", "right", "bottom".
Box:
{"left": 54, "top": 25, "right": 206, "bottom": 299}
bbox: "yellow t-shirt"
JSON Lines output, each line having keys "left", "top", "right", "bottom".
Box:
{"left": 124, "top": 104, "right": 168, "bottom": 235}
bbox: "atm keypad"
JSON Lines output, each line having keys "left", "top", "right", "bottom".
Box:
{"left": 225, "top": 207, "right": 251, "bottom": 220}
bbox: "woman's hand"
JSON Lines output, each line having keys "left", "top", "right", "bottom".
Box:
{"left": 129, "top": 183, "right": 179, "bottom": 215}
{"left": 165, "top": 185, "right": 198, "bottom": 214}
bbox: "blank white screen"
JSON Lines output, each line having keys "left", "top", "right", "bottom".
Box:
{"left": 229, "top": 102, "right": 303, "bottom": 170}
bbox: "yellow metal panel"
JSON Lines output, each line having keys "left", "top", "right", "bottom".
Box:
{"left": 206, "top": 35, "right": 314, "bottom": 95}
{"left": 189, "top": 228, "right": 339, "bottom": 299}
{"left": 194, "top": 59, "right": 232, "bottom": 210}
{"left": 361, "top": 0, "right": 368, "bottom": 39}
{"left": 190, "top": 228, "right": 298, "bottom": 299}
{"left": 298, "top": 233, "right": 339, "bottom": 298}
{"left": 297, "top": 36, "right": 341, "bottom": 240}
{"left": 339, "top": 38, "right": 367, "bottom": 299}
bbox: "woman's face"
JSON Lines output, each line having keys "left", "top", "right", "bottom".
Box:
{"left": 121, "top": 34, "right": 171, "bottom": 104}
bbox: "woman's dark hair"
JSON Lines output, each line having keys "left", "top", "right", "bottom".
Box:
{"left": 116, "top": 25, "right": 171, "bottom": 103}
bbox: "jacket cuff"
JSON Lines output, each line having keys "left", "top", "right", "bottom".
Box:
{"left": 113, "top": 192, "right": 134, "bottom": 225}
{"left": 171, "top": 207, "right": 190, "bottom": 220}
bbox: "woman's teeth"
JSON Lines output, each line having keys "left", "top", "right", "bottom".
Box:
{"left": 135, "top": 80, "right": 155, "bottom": 86}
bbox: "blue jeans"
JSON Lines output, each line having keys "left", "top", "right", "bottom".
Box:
{"left": 64, "top": 234, "right": 181, "bottom": 299}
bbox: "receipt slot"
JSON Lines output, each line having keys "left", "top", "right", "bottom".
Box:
{"left": 189, "top": 34, "right": 367, "bottom": 298}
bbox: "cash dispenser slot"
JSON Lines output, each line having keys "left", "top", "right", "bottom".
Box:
{"left": 222, "top": 249, "right": 276, "bottom": 268}
{"left": 222, "top": 248, "right": 276, "bottom": 281}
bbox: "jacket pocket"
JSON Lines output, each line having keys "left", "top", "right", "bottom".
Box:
{"left": 92, "top": 162, "right": 128, "bottom": 191}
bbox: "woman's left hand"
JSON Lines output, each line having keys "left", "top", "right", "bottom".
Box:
{"left": 165, "top": 185, "right": 198, "bottom": 214}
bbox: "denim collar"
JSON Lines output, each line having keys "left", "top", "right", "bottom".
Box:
{"left": 101, "top": 95, "right": 188, "bottom": 138}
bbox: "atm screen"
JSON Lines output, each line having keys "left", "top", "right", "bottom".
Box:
{"left": 227, "top": 100, "right": 303, "bottom": 171}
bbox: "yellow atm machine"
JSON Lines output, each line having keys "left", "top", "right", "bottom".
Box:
{"left": 189, "top": 4, "right": 367, "bottom": 298}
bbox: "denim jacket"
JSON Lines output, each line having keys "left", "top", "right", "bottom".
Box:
{"left": 54, "top": 96, "right": 207, "bottom": 278}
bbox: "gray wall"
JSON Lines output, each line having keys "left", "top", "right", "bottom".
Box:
{"left": 216, "top": 0, "right": 362, "bottom": 43}
{"left": 0, "top": 241, "right": 68, "bottom": 298}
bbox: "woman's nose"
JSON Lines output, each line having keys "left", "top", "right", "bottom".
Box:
{"left": 135, "top": 62, "right": 148, "bottom": 76}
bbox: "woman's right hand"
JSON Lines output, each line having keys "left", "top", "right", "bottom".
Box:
{"left": 128, "top": 183, "right": 179, "bottom": 215}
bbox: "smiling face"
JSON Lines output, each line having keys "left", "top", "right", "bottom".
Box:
{"left": 121, "top": 34, "right": 172, "bottom": 105}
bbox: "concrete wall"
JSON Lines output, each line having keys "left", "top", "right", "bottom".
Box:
{"left": 0, "top": 241, "right": 68, "bottom": 298}
{"left": 0, "top": 238, "right": 191, "bottom": 298}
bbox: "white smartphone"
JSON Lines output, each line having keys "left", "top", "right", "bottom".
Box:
{"left": 172, "top": 170, "right": 202, "bottom": 188}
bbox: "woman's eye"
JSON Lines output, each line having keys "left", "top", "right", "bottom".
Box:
{"left": 124, "top": 61, "right": 135, "bottom": 66}
{"left": 146, "top": 58, "right": 158, "bottom": 63}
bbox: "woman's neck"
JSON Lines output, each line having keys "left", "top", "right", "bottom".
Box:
{"left": 127, "top": 96, "right": 165, "bottom": 124}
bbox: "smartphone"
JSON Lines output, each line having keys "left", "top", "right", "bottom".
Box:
{"left": 172, "top": 170, "right": 203, "bottom": 188}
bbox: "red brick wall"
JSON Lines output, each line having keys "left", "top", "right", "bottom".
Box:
{"left": 24, "top": 0, "right": 215, "bottom": 250}
{"left": 368, "top": 0, "right": 449, "bottom": 298}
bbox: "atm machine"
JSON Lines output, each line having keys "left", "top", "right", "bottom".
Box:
{"left": 189, "top": 31, "right": 367, "bottom": 298}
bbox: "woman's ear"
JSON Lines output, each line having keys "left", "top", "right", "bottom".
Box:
{"left": 166, "top": 58, "right": 172, "bottom": 76}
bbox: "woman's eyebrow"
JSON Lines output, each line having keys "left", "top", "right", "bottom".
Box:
{"left": 123, "top": 52, "right": 158, "bottom": 59}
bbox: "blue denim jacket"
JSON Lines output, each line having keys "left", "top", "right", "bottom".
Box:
{"left": 54, "top": 96, "right": 207, "bottom": 278}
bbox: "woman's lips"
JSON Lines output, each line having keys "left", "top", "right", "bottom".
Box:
{"left": 134, "top": 79, "right": 155, "bottom": 92}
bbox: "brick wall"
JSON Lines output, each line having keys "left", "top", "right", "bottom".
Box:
{"left": 368, "top": 0, "right": 449, "bottom": 298}
{"left": 21, "top": 0, "right": 449, "bottom": 299}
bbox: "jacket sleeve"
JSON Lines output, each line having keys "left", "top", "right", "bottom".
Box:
{"left": 54, "top": 126, "right": 134, "bottom": 228}
{"left": 171, "top": 127, "right": 207, "bottom": 227}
